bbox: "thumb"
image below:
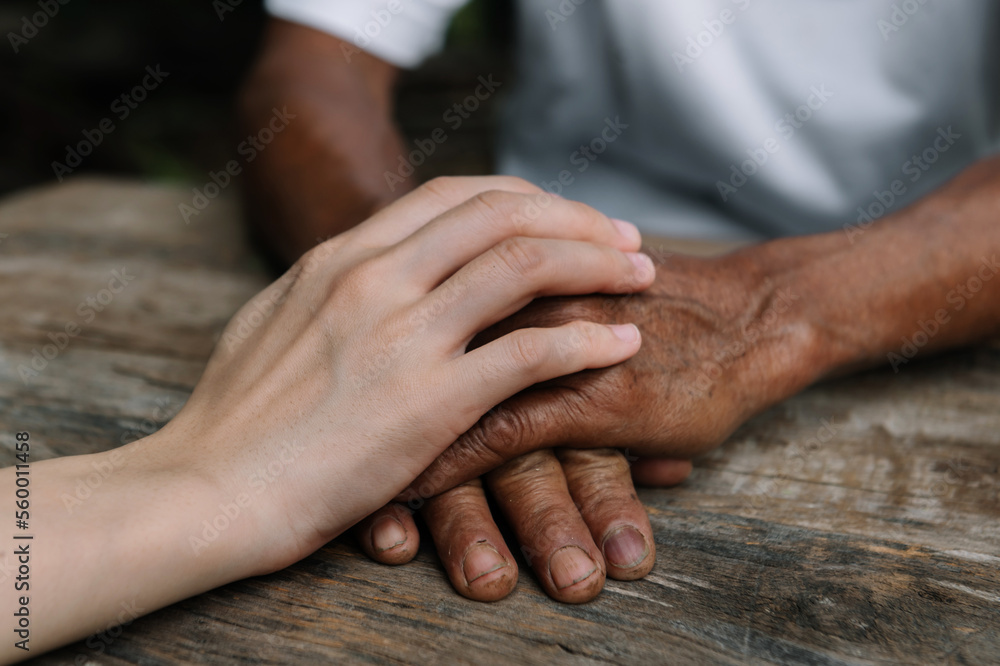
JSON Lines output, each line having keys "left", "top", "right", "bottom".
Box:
{"left": 396, "top": 389, "right": 590, "bottom": 505}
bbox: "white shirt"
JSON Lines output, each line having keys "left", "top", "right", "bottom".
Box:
{"left": 266, "top": 0, "right": 1000, "bottom": 240}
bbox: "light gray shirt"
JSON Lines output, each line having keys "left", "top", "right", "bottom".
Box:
{"left": 266, "top": 0, "right": 1000, "bottom": 240}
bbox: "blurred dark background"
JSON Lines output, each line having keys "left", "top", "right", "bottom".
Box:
{"left": 0, "top": 0, "right": 512, "bottom": 197}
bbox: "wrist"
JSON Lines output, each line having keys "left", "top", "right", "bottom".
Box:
{"left": 28, "top": 439, "right": 263, "bottom": 652}
{"left": 145, "top": 416, "right": 340, "bottom": 577}
{"left": 743, "top": 226, "right": 926, "bottom": 382}
{"left": 123, "top": 426, "right": 282, "bottom": 581}
{"left": 722, "top": 240, "right": 841, "bottom": 407}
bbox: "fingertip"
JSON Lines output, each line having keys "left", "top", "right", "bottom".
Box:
{"left": 421, "top": 479, "right": 520, "bottom": 602}
{"left": 610, "top": 218, "right": 642, "bottom": 249}
{"left": 626, "top": 252, "right": 655, "bottom": 285}
{"left": 609, "top": 323, "right": 640, "bottom": 345}
{"left": 549, "top": 577, "right": 605, "bottom": 604}
{"left": 366, "top": 509, "right": 419, "bottom": 565}
{"left": 460, "top": 541, "right": 518, "bottom": 602}
{"left": 547, "top": 545, "right": 605, "bottom": 603}
{"left": 602, "top": 525, "right": 654, "bottom": 580}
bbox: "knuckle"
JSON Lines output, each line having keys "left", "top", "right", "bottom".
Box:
{"left": 294, "top": 237, "right": 339, "bottom": 277}
{"left": 475, "top": 406, "right": 531, "bottom": 457}
{"left": 449, "top": 423, "right": 515, "bottom": 477}
{"left": 419, "top": 176, "right": 465, "bottom": 203}
{"left": 293, "top": 247, "right": 319, "bottom": 275}
{"left": 328, "top": 266, "right": 368, "bottom": 307}
{"left": 495, "top": 449, "right": 560, "bottom": 480}
{"left": 508, "top": 331, "right": 546, "bottom": 371}
{"left": 421, "top": 177, "right": 541, "bottom": 209}
{"left": 471, "top": 189, "right": 519, "bottom": 222}
{"left": 470, "top": 193, "right": 529, "bottom": 239}
{"left": 423, "top": 480, "right": 486, "bottom": 521}
{"left": 561, "top": 448, "right": 631, "bottom": 477}
{"left": 335, "top": 255, "right": 384, "bottom": 295}
{"left": 567, "top": 453, "right": 640, "bottom": 511}
{"left": 494, "top": 175, "right": 541, "bottom": 194}
{"left": 557, "top": 321, "right": 598, "bottom": 359}
{"left": 488, "top": 452, "right": 563, "bottom": 502}
{"left": 564, "top": 199, "right": 605, "bottom": 229}
{"left": 602, "top": 450, "right": 633, "bottom": 477}
{"left": 323, "top": 256, "right": 388, "bottom": 322}
{"left": 524, "top": 506, "right": 577, "bottom": 545}
{"left": 492, "top": 236, "right": 546, "bottom": 280}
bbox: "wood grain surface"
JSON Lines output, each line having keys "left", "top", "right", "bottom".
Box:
{"left": 1, "top": 179, "right": 997, "bottom": 665}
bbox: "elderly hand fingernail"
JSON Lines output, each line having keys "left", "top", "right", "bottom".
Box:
{"left": 371, "top": 516, "right": 407, "bottom": 552}
{"left": 463, "top": 542, "right": 508, "bottom": 584}
{"left": 603, "top": 526, "right": 649, "bottom": 569}
{"left": 549, "top": 545, "right": 598, "bottom": 590}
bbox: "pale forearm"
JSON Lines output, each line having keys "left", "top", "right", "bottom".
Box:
{"left": 0, "top": 433, "right": 250, "bottom": 661}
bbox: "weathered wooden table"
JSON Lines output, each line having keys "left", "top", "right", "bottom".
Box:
{"left": 1, "top": 179, "right": 998, "bottom": 665}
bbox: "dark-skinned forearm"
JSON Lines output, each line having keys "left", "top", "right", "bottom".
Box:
{"left": 239, "top": 19, "right": 412, "bottom": 264}
{"left": 753, "top": 155, "right": 1000, "bottom": 386}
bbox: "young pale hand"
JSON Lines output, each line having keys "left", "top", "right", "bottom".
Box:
{"left": 153, "top": 176, "right": 655, "bottom": 574}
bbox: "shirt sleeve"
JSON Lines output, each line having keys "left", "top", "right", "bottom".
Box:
{"left": 264, "top": 0, "right": 471, "bottom": 68}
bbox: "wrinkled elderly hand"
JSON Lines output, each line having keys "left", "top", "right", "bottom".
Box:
{"left": 410, "top": 245, "right": 817, "bottom": 491}
{"left": 358, "top": 244, "right": 823, "bottom": 602}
